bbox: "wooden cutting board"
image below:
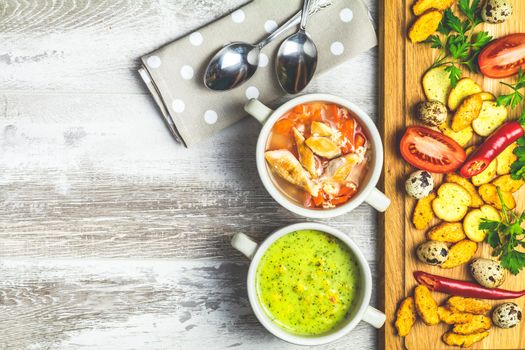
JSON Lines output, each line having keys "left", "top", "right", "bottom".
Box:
{"left": 379, "top": 1, "right": 525, "bottom": 349}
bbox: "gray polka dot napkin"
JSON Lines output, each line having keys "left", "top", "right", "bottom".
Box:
{"left": 139, "top": 0, "right": 377, "bottom": 147}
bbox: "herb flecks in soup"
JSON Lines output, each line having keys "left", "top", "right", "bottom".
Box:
{"left": 265, "top": 102, "right": 370, "bottom": 209}
{"left": 256, "top": 230, "right": 360, "bottom": 335}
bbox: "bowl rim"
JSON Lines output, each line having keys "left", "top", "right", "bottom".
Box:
{"left": 256, "top": 93, "right": 384, "bottom": 218}
{"left": 246, "top": 222, "right": 373, "bottom": 346}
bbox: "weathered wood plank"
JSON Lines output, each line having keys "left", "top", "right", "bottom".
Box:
{"left": 0, "top": 93, "right": 377, "bottom": 260}
{"left": 0, "top": 0, "right": 380, "bottom": 348}
{"left": 0, "top": 0, "right": 377, "bottom": 94}
{"left": 0, "top": 258, "right": 377, "bottom": 349}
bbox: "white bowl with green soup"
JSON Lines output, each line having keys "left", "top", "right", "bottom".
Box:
{"left": 231, "top": 223, "right": 385, "bottom": 345}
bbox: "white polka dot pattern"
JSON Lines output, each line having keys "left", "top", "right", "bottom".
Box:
{"left": 204, "top": 110, "right": 218, "bottom": 124}
{"left": 264, "top": 20, "right": 277, "bottom": 33}
{"left": 180, "top": 65, "right": 194, "bottom": 80}
{"left": 231, "top": 9, "right": 245, "bottom": 23}
{"left": 245, "top": 86, "right": 260, "bottom": 99}
{"left": 258, "top": 53, "right": 269, "bottom": 67}
{"left": 189, "top": 32, "right": 203, "bottom": 46}
{"left": 146, "top": 55, "right": 161, "bottom": 68}
{"left": 330, "top": 42, "right": 345, "bottom": 56}
{"left": 172, "top": 99, "right": 185, "bottom": 113}
{"left": 339, "top": 8, "right": 354, "bottom": 23}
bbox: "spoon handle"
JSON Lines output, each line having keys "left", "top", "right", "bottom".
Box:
{"left": 257, "top": 11, "right": 301, "bottom": 49}
{"left": 256, "top": 0, "right": 333, "bottom": 49}
{"left": 299, "top": 0, "right": 314, "bottom": 31}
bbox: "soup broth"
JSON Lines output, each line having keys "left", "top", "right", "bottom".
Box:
{"left": 265, "top": 102, "right": 370, "bottom": 209}
{"left": 256, "top": 230, "right": 361, "bottom": 335}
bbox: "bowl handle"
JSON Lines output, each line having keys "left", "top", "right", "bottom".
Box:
{"left": 231, "top": 233, "right": 259, "bottom": 260}
{"left": 362, "top": 305, "right": 386, "bottom": 329}
{"left": 365, "top": 187, "right": 391, "bottom": 212}
{"left": 244, "top": 99, "right": 273, "bottom": 124}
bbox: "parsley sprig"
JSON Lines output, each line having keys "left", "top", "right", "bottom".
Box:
{"left": 423, "top": 0, "right": 492, "bottom": 87}
{"left": 496, "top": 68, "right": 525, "bottom": 109}
{"left": 480, "top": 188, "right": 525, "bottom": 275}
{"left": 495, "top": 70, "right": 525, "bottom": 180}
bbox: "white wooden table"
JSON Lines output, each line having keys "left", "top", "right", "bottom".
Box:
{"left": 0, "top": 1, "right": 379, "bottom": 349}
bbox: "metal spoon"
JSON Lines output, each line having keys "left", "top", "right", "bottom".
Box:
{"left": 203, "top": 0, "right": 331, "bottom": 91}
{"left": 275, "top": 0, "right": 318, "bottom": 94}
{"left": 203, "top": 12, "right": 302, "bottom": 91}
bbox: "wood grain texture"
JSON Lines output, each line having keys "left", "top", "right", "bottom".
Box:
{"left": 382, "top": 1, "right": 525, "bottom": 349}
{"left": 378, "top": 0, "right": 407, "bottom": 349}
{"left": 0, "top": 0, "right": 381, "bottom": 348}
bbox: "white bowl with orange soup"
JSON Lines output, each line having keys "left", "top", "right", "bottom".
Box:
{"left": 244, "top": 94, "right": 390, "bottom": 218}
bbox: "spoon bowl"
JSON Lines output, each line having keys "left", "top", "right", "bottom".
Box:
{"left": 204, "top": 42, "right": 260, "bottom": 91}
{"left": 275, "top": 0, "right": 318, "bottom": 94}
{"left": 275, "top": 31, "right": 318, "bottom": 94}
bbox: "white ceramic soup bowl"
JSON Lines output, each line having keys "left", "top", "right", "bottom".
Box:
{"left": 231, "top": 222, "right": 385, "bottom": 346}
{"left": 245, "top": 93, "right": 390, "bottom": 218}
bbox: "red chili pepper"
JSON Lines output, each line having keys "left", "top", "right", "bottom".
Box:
{"left": 414, "top": 271, "right": 525, "bottom": 299}
{"left": 459, "top": 121, "right": 525, "bottom": 178}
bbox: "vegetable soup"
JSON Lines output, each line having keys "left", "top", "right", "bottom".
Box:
{"left": 265, "top": 102, "right": 370, "bottom": 209}
{"left": 256, "top": 229, "right": 361, "bottom": 335}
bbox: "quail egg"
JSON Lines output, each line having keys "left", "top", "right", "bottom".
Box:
{"left": 405, "top": 170, "right": 434, "bottom": 199}
{"left": 492, "top": 302, "right": 522, "bottom": 328}
{"left": 417, "top": 241, "right": 449, "bottom": 266}
{"left": 416, "top": 101, "right": 448, "bottom": 127}
{"left": 482, "top": 0, "right": 513, "bottom": 24}
{"left": 469, "top": 258, "right": 505, "bottom": 288}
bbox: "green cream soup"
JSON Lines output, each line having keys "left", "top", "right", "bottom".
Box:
{"left": 256, "top": 230, "right": 360, "bottom": 335}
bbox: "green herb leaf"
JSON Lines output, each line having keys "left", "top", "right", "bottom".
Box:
{"left": 423, "top": 35, "right": 444, "bottom": 49}
{"left": 471, "top": 31, "right": 492, "bottom": 50}
{"left": 497, "top": 69, "right": 525, "bottom": 108}
{"left": 480, "top": 188, "right": 525, "bottom": 275}
{"left": 445, "top": 64, "right": 462, "bottom": 87}
{"left": 501, "top": 250, "right": 525, "bottom": 275}
{"left": 444, "top": 10, "right": 464, "bottom": 34}
{"left": 459, "top": 0, "right": 480, "bottom": 22}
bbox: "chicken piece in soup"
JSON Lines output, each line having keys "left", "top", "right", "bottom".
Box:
{"left": 265, "top": 102, "right": 370, "bottom": 209}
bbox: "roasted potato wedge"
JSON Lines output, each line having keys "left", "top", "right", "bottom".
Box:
{"left": 422, "top": 66, "right": 452, "bottom": 104}
{"left": 451, "top": 94, "right": 483, "bottom": 131}
{"left": 415, "top": 285, "right": 439, "bottom": 325}
{"left": 496, "top": 142, "right": 518, "bottom": 175}
{"left": 492, "top": 174, "right": 525, "bottom": 193}
{"left": 441, "top": 240, "right": 477, "bottom": 269}
{"left": 442, "top": 331, "right": 489, "bottom": 347}
{"left": 447, "top": 297, "right": 492, "bottom": 315}
{"left": 463, "top": 205, "right": 501, "bottom": 242}
{"left": 408, "top": 10, "right": 443, "bottom": 43}
{"left": 478, "top": 183, "right": 516, "bottom": 210}
{"left": 426, "top": 222, "right": 466, "bottom": 243}
{"left": 432, "top": 183, "right": 471, "bottom": 222}
{"left": 445, "top": 173, "right": 484, "bottom": 208}
{"left": 474, "top": 91, "right": 495, "bottom": 101}
{"left": 438, "top": 306, "right": 474, "bottom": 324}
{"left": 452, "top": 315, "right": 492, "bottom": 335}
{"left": 413, "top": 0, "right": 455, "bottom": 15}
{"left": 412, "top": 192, "right": 436, "bottom": 230}
{"left": 438, "top": 116, "right": 474, "bottom": 147}
{"left": 472, "top": 101, "right": 508, "bottom": 137}
{"left": 395, "top": 297, "right": 416, "bottom": 337}
{"left": 472, "top": 158, "right": 497, "bottom": 186}
{"left": 448, "top": 78, "right": 482, "bottom": 111}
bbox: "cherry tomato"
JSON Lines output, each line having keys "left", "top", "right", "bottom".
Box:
{"left": 400, "top": 126, "right": 466, "bottom": 173}
{"left": 478, "top": 33, "right": 525, "bottom": 78}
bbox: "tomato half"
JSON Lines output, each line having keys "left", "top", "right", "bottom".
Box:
{"left": 478, "top": 33, "right": 525, "bottom": 79}
{"left": 400, "top": 126, "right": 466, "bottom": 173}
